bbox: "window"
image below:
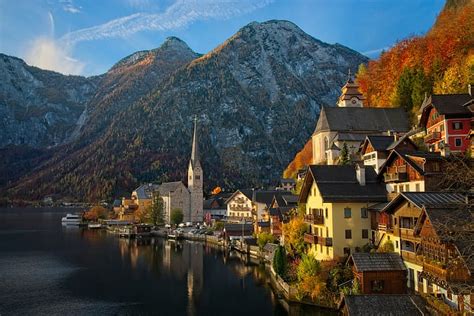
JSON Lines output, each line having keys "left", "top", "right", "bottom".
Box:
{"left": 415, "top": 183, "right": 420, "bottom": 192}
{"left": 405, "top": 184, "right": 410, "bottom": 192}
{"left": 454, "top": 138, "right": 462, "bottom": 147}
{"left": 326, "top": 246, "right": 329, "bottom": 255}
{"left": 326, "top": 227, "right": 329, "bottom": 237}
{"left": 394, "top": 218, "right": 397, "bottom": 226}
{"left": 362, "top": 229, "right": 368, "bottom": 239}
{"left": 371, "top": 280, "right": 385, "bottom": 292}
{"left": 343, "top": 247, "right": 351, "bottom": 256}
{"left": 345, "top": 229, "right": 352, "bottom": 239}
{"left": 189, "top": 175, "right": 192, "bottom": 180}
{"left": 344, "top": 207, "right": 352, "bottom": 218}
{"left": 361, "top": 207, "right": 368, "bottom": 218}
{"left": 319, "top": 244, "right": 322, "bottom": 253}
{"left": 395, "top": 240, "right": 399, "bottom": 249}
{"left": 325, "top": 208, "right": 328, "bottom": 218}
{"left": 195, "top": 175, "right": 200, "bottom": 180}
{"left": 452, "top": 122, "right": 463, "bottom": 130}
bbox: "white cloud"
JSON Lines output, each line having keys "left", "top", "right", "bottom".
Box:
{"left": 25, "top": 37, "right": 85, "bottom": 75}
{"left": 60, "top": 0, "right": 273, "bottom": 45}
{"left": 59, "top": 0, "right": 82, "bottom": 14}
{"left": 362, "top": 46, "right": 390, "bottom": 57}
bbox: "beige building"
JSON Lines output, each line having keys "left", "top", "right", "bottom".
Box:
{"left": 312, "top": 77, "right": 410, "bottom": 165}
{"left": 226, "top": 190, "right": 253, "bottom": 222}
{"left": 299, "top": 164, "right": 387, "bottom": 261}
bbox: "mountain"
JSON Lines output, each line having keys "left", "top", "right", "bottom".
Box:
{"left": 356, "top": 0, "right": 474, "bottom": 119}
{"left": 0, "top": 54, "right": 98, "bottom": 148}
{"left": 2, "top": 20, "right": 368, "bottom": 202}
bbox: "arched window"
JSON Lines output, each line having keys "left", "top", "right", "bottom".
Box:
{"left": 324, "top": 137, "right": 329, "bottom": 151}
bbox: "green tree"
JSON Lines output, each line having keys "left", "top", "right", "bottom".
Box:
{"left": 338, "top": 142, "right": 350, "bottom": 165}
{"left": 273, "top": 245, "right": 287, "bottom": 277}
{"left": 257, "top": 232, "right": 275, "bottom": 249}
{"left": 170, "top": 208, "right": 183, "bottom": 225}
{"left": 378, "top": 240, "right": 395, "bottom": 253}
{"left": 150, "top": 192, "right": 164, "bottom": 225}
{"left": 297, "top": 254, "right": 321, "bottom": 281}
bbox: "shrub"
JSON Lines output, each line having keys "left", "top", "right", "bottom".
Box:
{"left": 257, "top": 232, "right": 275, "bottom": 249}
{"left": 273, "top": 245, "right": 287, "bottom": 277}
{"left": 379, "top": 240, "right": 395, "bottom": 253}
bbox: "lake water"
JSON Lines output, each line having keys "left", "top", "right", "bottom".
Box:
{"left": 0, "top": 208, "right": 335, "bottom": 315}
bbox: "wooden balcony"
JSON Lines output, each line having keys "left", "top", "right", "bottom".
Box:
{"left": 423, "top": 261, "right": 447, "bottom": 281}
{"left": 398, "top": 227, "right": 418, "bottom": 241}
{"left": 424, "top": 131, "right": 441, "bottom": 144}
{"left": 401, "top": 250, "right": 423, "bottom": 266}
{"left": 318, "top": 236, "right": 333, "bottom": 247}
{"left": 229, "top": 205, "right": 252, "bottom": 212}
{"left": 304, "top": 214, "right": 324, "bottom": 225}
{"left": 377, "top": 223, "right": 393, "bottom": 232}
{"left": 384, "top": 166, "right": 408, "bottom": 182}
{"left": 304, "top": 233, "right": 318, "bottom": 244}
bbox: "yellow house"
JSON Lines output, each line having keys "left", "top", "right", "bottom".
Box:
{"left": 299, "top": 164, "right": 387, "bottom": 261}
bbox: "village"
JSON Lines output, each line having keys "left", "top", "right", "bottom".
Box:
{"left": 75, "top": 77, "right": 474, "bottom": 315}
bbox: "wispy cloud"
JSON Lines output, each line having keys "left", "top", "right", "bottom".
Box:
{"left": 60, "top": 0, "right": 273, "bottom": 45}
{"left": 60, "top": 0, "right": 82, "bottom": 14}
{"left": 26, "top": 0, "right": 272, "bottom": 75}
{"left": 362, "top": 46, "right": 390, "bottom": 57}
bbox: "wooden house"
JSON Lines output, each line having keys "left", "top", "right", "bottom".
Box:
{"left": 267, "top": 193, "right": 297, "bottom": 237}
{"left": 419, "top": 92, "right": 473, "bottom": 157}
{"left": 225, "top": 190, "right": 253, "bottom": 223}
{"left": 414, "top": 204, "right": 474, "bottom": 313}
{"left": 349, "top": 252, "right": 407, "bottom": 294}
{"left": 379, "top": 150, "right": 443, "bottom": 195}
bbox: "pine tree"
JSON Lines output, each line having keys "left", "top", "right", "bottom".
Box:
{"left": 339, "top": 142, "right": 350, "bottom": 165}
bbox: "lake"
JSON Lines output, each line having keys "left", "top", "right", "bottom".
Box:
{"left": 0, "top": 208, "right": 335, "bottom": 315}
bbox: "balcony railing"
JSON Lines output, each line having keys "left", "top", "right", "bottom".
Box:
{"left": 424, "top": 131, "right": 441, "bottom": 144}
{"left": 304, "top": 233, "right": 318, "bottom": 244}
{"left": 229, "top": 205, "right": 252, "bottom": 212}
{"left": 401, "top": 250, "right": 423, "bottom": 265}
{"left": 226, "top": 216, "right": 253, "bottom": 222}
{"left": 377, "top": 223, "right": 393, "bottom": 232}
{"left": 304, "top": 214, "right": 324, "bottom": 225}
{"left": 384, "top": 165, "right": 408, "bottom": 182}
{"left": 398, "top": 227, "right": 417, "bottom": 240}
{"left": 423, "top": 261, "right": 447, "bottom": 281}
{"left": 318, "top": 236, "right": 333, "bottom": 247}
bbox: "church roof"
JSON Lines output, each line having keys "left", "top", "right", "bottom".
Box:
{"left": 338, "top": 80, "right": 366, "bottom": 102}
{"left": 158, "top": 181, "right": 185, "bottom": 195}
{"left": 133, "top": 183, "right": 160, "bottom": 199}
{"left": 314, "top": 107, "right": 410, "bottom": 135}
{"left": 190, "top": 116, "right": 201, "bottom": 169}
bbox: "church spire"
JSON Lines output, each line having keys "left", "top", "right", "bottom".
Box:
{"left": 190, "top": 115, "right": 200, "bottom": 168}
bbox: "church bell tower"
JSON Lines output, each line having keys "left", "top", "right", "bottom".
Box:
{"left": 188, "top": 116, "right": 203, "bottom": 223}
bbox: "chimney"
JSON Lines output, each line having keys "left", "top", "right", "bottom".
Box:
{"left": 356, "top": 164, "right": 366, "bottom": 186}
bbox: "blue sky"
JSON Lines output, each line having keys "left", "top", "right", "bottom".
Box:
{"left": 0, "top": 0, "right": 445, "bottom": 76}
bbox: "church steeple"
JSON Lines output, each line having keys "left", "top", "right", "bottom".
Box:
{"left": 337, "top": 69, "right": 365, "bottom": 107}
{"left": 190, "top": 115, "right": 201, "bottom": 168}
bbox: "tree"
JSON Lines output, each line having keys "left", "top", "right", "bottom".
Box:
{"left": 150, "top": 192, "right": 164, "bottom": 225}
{"left": 84, "top": 205, "right": 108, "bottom": 221}
{"left": 257, "top": 232, "right": 275, "bottom": 249}
{"left": 378, "top": 240, "right": 395, "bottom": 253}
{"left": 282, "top": 216, "right": 307, "bottom": 258}
{"left": 297, "top": 254, "right": 321, "bottom": 281}
{"left": 273, "top": 245, "right": 287, "bottom": 277}
{"left": 338, "top": 142, "right": 350, "bottom": 165}
{"left": 170, "top": 208, "right": 183, "bottom": 225}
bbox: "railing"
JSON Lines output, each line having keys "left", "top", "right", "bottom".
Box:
{"left": 304, "top": 214, "right": 324, "bottom": 225}
{"left": 229, "top": 205, "right": 252, "bottom": 212}
{"left": 377, "top": 223, "right": 393, "bottom": 232}
{"left": 398, "top": 227, "right": 417, "bottom": 240}
{"left": 226, "top": 216, "right": 253, "bottom": 222}
{"left": 424, "top": 131, "right": 441, "bottom": 144}
{"left": 401, "top": 250, "right": 423, "bottom": 265}
{"left": 384, "top": 166, "right": 408, "bottom": 182}
{"left": 304, "top": 233, "right": 318, "bottom": 244}
{"left": 318, "top": 236, "right": 333, "bottom": 247}
{"left": 423, "top": 261, "right": 447, "bottom": 281}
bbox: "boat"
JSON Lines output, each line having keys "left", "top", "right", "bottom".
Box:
{"left": 61, "top": 213, "right": 82, "bottom": 225}
{"left": 88, "top": 222, "right": 102, "bottom": 229}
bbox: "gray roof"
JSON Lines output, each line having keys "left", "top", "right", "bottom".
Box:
{"left": 335, "top": 132, "right": 367, "bottom": 142}
{"left": 421, "top": 94, "right": 473, "bottom": 116}
{"left": 350, "top": 252, "right": 406, "bottom": 272}
{"left": 253, "top": 190, "right": 292, "bottom": 206}
{"left": 133, "top": 183, "right": 160, "bottom": 199}
{"left": 300, "top": 165, "right": 387, "bottom": 203}
{"left": 401, "top": 192, "right": 466, "bottom": 208}
{"left": 365, "top": 135, "right": 396, "bottom": 151}
{"left": 343, "top": 295, "right": 426, "bottom": 316}
{"left": 314, "top": 107, "right": 410, "bottom": 134}
{"left": 158, "top": 181, "right": 185, "bottom": 195}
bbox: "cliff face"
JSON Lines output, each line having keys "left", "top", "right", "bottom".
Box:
{"left": 0, "top": 54, "right": 97, "bottom": 148}
{"left": 2, "top": 20, "right": 368, "bottom": 201}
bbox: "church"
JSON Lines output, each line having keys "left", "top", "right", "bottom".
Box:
{"left": 122, "top": 117, "right": 204, "bottom": 224}
{"left": 312, "top": 74, "right": 411, "bottom": 165}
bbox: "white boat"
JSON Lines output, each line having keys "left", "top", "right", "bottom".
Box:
{"left": 61, "top": 213, "right": 81, "bottom": 225}
{"left": 88, "top": 222, "right": 102, "bottom": 229}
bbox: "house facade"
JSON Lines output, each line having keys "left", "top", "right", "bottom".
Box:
{"left": 226, "top": 190, "right": 253, "bottom": 222}
{"left": 299, "top": 165, "right": 387, "bottom": 261}
{"left": 419, "top": 92, "right": 473, "bottom": 156}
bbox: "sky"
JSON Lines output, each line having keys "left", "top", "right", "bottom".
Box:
{"left": 0, "top": 0, "right": 445, "bottom": 77}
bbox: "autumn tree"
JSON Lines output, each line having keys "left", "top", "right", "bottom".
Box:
{"left": 257, "top": 232, "right": 275, "bottom": 249}
{"left": 282, "top": 216, "right": 307, "bottom": 258}
{"left": 84, "top": 205, "right": 109, "bottom": 221}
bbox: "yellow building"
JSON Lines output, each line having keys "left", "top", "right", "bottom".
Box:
{"left": 299, "top": 164, "right": 387, "bottom": 261}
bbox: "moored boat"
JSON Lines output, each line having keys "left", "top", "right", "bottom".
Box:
{"left": 61, "top": 213, "right": 82, "bottom": 225}
{"left": 88, "top": 222, "right": 102, "bottom": 229}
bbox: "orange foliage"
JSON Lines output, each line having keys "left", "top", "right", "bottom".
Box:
{"left": 283, "top": 139, "right": 312, "bottom": 178}
{"left": 84, "top": 205, "right": 108, "bottom": 221}
{"left": 356, "top": 2, "right": 474, "bottom": 107}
